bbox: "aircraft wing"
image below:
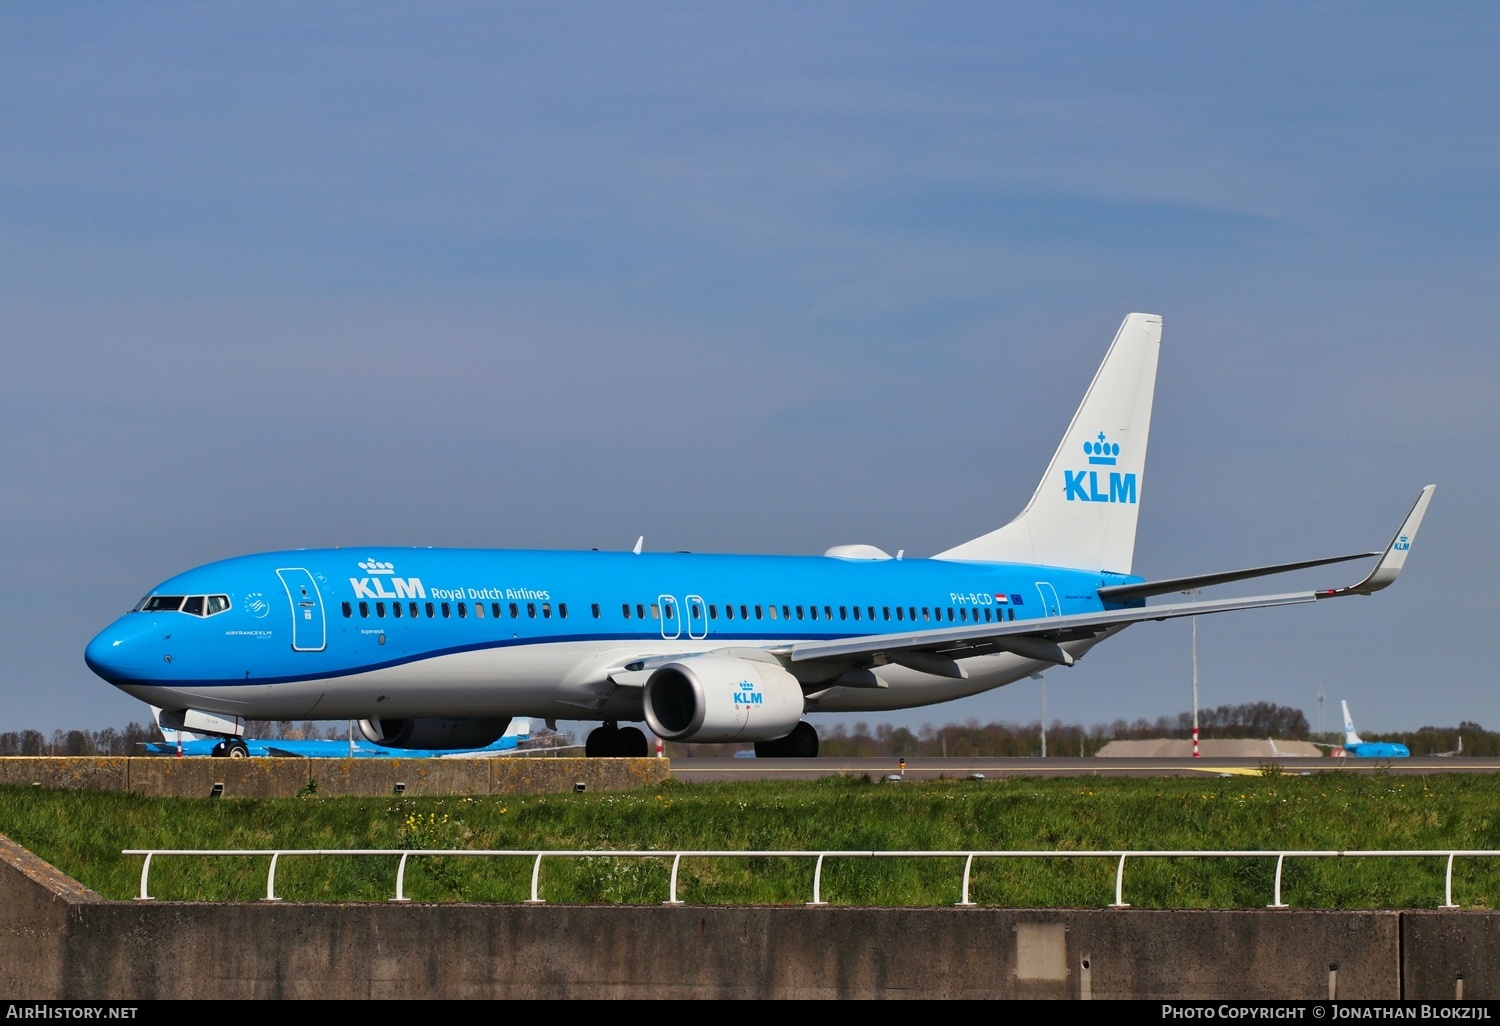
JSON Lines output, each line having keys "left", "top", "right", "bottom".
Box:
{"left": 782, "top": 591, "right": 1318, "bottom": 672}
{"left": 785, "top": 485, "right": 1435, "bottom": 676}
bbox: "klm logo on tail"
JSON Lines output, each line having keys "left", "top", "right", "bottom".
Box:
{"left": 1064, "top": 432, "right": 1137, "bottom": 504}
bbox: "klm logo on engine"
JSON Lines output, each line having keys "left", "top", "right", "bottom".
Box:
{"left": 1064, "top": 432, "right": 1137, "bottom": 504}
{"left": 349, "top": 559, "right": 426, "bottom": 600}
{"left": 733, "top": 680, "right": 764, "bottom": 706}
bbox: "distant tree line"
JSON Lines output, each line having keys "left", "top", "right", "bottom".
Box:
{"left": 0, "top": 724, "right": 157, "bottom": 756}
{"left": 0, "top": 719, "right": 345, "bottom": 756}
{"left": 1359, "top": 722, "right": 1500, "bottom": 757}
{"left": 796, "top": 702, "right": 1316, "bottom": 759}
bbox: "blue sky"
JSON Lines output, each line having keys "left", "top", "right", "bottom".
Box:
{"left": 2, "top": 3, "right": 1496, "bottom": 736}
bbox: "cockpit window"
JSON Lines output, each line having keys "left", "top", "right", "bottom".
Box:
{"left": 138, "top": 593, "right": 232, "bottom": 616}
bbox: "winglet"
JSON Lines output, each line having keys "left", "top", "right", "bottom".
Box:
{"left": 1323, "top": 485, "right": 1435, "bottom": 597}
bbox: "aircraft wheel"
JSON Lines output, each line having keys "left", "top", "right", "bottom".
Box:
{"left": 786, "top": 722, "right": 819, "bottom": 758}
{"left": 210, "top": 741, "right": 228, "bottom": 758}
{"left": 585, "top": 725, "right": 618, "bottom": 758}
{"left": 226, "top": 740, "right": 249, "bottom": 758}
{"left": 615, "top": 727, "right": 648, "bottom": 758}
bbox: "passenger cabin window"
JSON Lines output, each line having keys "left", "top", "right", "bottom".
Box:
{"left": 441, "top": 602, "right": 451, "bottom": 618}
{"left": 559, "top": 603, "right": 567, "bottom": 619}
{"left": 542, "top": 602, "right": 551, "bottom": 618}
{"left": 393, "top": 602, "right": 403, "bottom": 618}
{"left": 527, "top": 603, "right": 537, "bottom": 618}
{"left": 636, "top": 603, "right": 645, "bottom": 619}
{"left": 510, "top": 603, "right": 519, "bottom": 618}
{"left": 411, "top": 602, "right": 419, "bottom": 618}
{"left": 725, "top": 604, "right": 734, "bottom": 620}
{"left": 592, "top": 603, "right": 600, "bottom": 618}
{"left": 457, "top": 602, "right": 467, "bottom": 618}
{"left": 650, "top": 604, "right": 660, "bottom": 620}
{"left": 342, "top": 601, "right": 352, "bottom": 618}
{"left": 622, "top": 603, "right": 631, "bottom": 619}
{"left": 709, "top": 604, "right": 718, "bottom": 619}
{"left": 768, "top": 605, "right": 778, "bottom": 620}
{"left": 473, "top": 603, "right": 483, "bottom": 618}
{"left": 376, "top": 602, "right": 386, "bottom": 618}
{"left": 492, "top": 603, "right": 502, "bottom": 618}
{"left": 360, "top": 602, "right": 369, "bottom": 618}
{"left": 755, "top": 605, "right": 763, "bottom": 619}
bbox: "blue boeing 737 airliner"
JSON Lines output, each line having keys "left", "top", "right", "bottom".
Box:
{"left": 85, "top": 314, "right": 1435, "bottom": 758}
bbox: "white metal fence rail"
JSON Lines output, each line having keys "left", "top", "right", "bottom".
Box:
{"left": 122, "top": 847, "right": 1500, "bottom": 908}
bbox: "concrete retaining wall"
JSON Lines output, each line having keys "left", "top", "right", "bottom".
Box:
{"left": 0, "top": 756, "right": 667, "bottom": 797}
{"left": 2, "top": 835, "right": 1476, "bottom": 1000}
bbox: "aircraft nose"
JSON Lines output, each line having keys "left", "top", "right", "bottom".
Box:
{"left": 84, "top": 620, "right": 157, "bottom": 684}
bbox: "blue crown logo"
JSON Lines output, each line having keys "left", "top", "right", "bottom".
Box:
{"left": 1084, "top": 431, "right": 1120, "bottom": 466}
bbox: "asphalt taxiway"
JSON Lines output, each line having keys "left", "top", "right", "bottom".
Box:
{"left": 667, "top": 755, "right": 1500, "bottom": 782}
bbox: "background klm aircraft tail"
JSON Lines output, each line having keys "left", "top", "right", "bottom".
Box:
{"left": 935, "top": 312, "right": 1162, "bottom": 573}
{"left": 1341, "top": 700, "right": 1365, "bottom": 747}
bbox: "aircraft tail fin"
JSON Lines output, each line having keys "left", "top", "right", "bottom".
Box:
{"left": 1341, "top": 700, "right": 1365, "bottom": 747}
{"left": 934, "top": 312, "right": 1162, "bottom": 572}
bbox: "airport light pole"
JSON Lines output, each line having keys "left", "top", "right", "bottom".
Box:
{"left": 1040, "top": 680, "right": 1047, "bottom": 758}
{"left": 1188, "top": 589, "right": 1201, "bottom": 759}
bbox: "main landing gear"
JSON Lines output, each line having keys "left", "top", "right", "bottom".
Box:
{"left": 585, "top": 722, "right": 650, "bottom": 758}
{"left": 753, "top": 721, "right": 819, "bottom": 759}
{"left": 210, "top": 740, "right": 249, "bottom": 758}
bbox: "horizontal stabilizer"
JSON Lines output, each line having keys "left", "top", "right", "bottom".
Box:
{"left": 1098, "top": 551, "right": 1377, "bottom": 603}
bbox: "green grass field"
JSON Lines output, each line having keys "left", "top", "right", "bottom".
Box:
{"left": 4, "top": 772, "right": 1499, "bottom": 908}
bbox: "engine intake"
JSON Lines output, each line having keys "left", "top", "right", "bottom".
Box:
{"left": 643, "top": 656, "right": 805, "bottom": 743}
{"left": 357, "top": 717, "right": 511, "bottom": 750}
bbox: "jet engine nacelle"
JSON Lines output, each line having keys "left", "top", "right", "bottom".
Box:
{"left": 357, "top": 716, "right": 511, "bottom": 750}
{"left": 643, "top": 657, "right": 805, "bottom": 743}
